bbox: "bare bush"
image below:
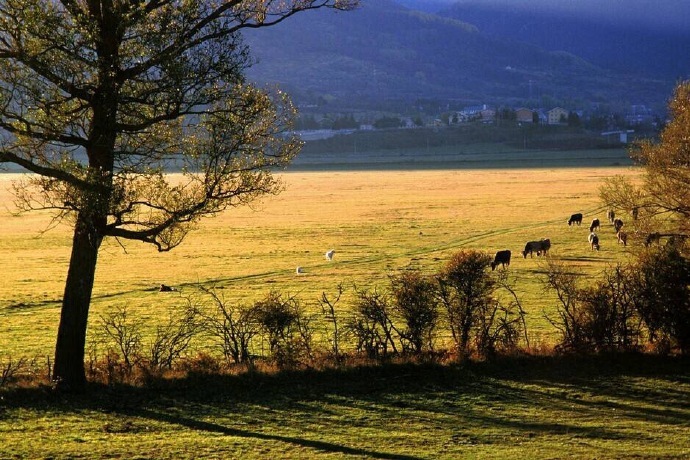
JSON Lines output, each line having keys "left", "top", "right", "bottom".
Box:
{"left": 254, "top": 291, "right": 314, "bottom": 368}
{"left": 0, "top": 356, "right": 28, "bottom": 387}
{"left": 544, "top": 260, "right": 593, "bottom": 353}
{"left": 201, "top": 287, "right": 260, "bottom": 365}
{"left": 545, "top": 260, "right": 645, "bottom": 353}
{"left": 98, "top": 306, "right": 143, "bottom": 374}
{"left": 147, "top": 300, "right": 204, "bottom": 371}
{"left": 578, "top": 265, "right": 643, "bottom": 352}
{"left": 347, "top": 287, "right": 399, "bottom": 358}
{"left": 320, "top": 283, "right": 346, "bottom": 361}
{"left": 495, "top": 271, "right": 530, "bottom": 350}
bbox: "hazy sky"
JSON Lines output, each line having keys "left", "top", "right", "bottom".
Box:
{"left": 410, "top": 0, "right": 689, "bottom": 32}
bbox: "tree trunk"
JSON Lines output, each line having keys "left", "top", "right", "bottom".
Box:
{"left": 53, "top": 212, "right": 103, "bottom": 392}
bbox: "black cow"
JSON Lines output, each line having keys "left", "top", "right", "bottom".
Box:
{"left": 491, "top": 250, "right": 511, "bottom": 271}
{"left": 645, "top": 232, "right": 661, "bottom": 247}
{"left": 540, "top": 238, "right": 551, "bottom": 255}
{"left": 568, "top": 213, "right": 583, "bottom": 226}
{"left": 613, "top": 218, "right": 624, "bottom": 233}
{"left": 589, "top": 218, "right": 600, "bottom": 233}
{"left": 522, "top": 239, "right": 551, "bottom": 258}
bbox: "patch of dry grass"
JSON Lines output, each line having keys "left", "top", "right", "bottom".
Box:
{"left": 0, "top": 167, "right": 640, "bottom": 357}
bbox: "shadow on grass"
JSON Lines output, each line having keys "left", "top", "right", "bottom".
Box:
{"left": 129, "top": 407, "right": 422, "bottom": 460}
{"left": 1, "top": 353, "right": 688, "bottom": 456}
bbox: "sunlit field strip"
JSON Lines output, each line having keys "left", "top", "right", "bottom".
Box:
{"left": 0, "top": 167, "right": 641, "bottom": 357}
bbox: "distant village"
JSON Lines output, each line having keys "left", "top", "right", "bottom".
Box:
{"left": 293, "top": 103, "right": 659, "bottom": 143}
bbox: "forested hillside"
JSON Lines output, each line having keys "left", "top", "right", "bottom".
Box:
{"left": 243, "top": 0, "right": 675, "bottom": 112}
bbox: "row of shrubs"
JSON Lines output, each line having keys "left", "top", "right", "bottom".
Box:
{"left": 546, "top": 243, "right": 690, "bottom": 355}
{"left": 1, "top": 244, "right": 688, "bottom": 387}
{"left": 80, "top": 250, "right": 527, "bottom": 385}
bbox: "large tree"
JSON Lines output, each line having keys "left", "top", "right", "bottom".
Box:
{"left": 0, "top": 0, "right": 357, "bottom": 391}
{"left": 600, "top": 81, "right": 690, "bottom": 244}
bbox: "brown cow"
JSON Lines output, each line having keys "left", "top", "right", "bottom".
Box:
{"left": 617, "top": 231, "right": 628, "bottom": 247}
{"left": 607, "top": 209, "right": 615, "bottom": 223}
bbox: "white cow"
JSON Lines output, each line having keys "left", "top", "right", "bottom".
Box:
{"left": 588, "top": 232, "right": 600, "bottom": 251}
{"left": 325, "top": 249, "right": 335, "bottom": 261}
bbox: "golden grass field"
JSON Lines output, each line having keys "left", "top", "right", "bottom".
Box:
{"left": 0, "top": 167, "right": 641, "bottom": 357}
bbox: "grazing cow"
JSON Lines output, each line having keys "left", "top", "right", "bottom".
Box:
{"left": 589, "top": 218, "right": 600, "bottom": 233}
{"left": 667, "top": 234, "right": 688, "bottom": 248}
{"left": 568, "top": 213, "right": 583, "bottom": 226}
{"left": 617, "top": 231, "right": 628, "bottom": 247}
{"left": 607, "top": 209, "right": 615, "bottom": 224}
{"left": 522, "top": 239, "right": 550, "bottom": 258}
{"left": 325, "top": 249, "right": 335, "bottom": 260}
{"left": 540, "top": 238, "right": 551, "bottom": 256}
{"left": 491, "top": 250, "right": 511, "bottom": 271}
{"left": 613, "top": 218, "right": 624, "bottom": 233}
{"left": 645, "top": 232, "right": 661, "bottom": 247}
{"left": 588, "top": 232, "right": 600, "bottom": 251}
{"left": 522, "top": 241, "right": 540, "bottom": 258}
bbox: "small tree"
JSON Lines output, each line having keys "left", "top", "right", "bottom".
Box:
{"left": 436, "top": 250, "right": 494, "bottom": 358}
{"left": 253, "top": 291, "right": 313, "bottom": 367}
{"left": 630, "top": 246, "right": 690, "bottom": 353}
{"left": 389, "top": 271, "right": 438, "bottom": 354}
{"left": 599, "top": 80, "right": 690, "bottom": 354}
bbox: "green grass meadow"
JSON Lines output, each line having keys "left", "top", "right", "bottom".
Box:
{"left": 2, "top": 355, "right": 689, "bottom": 459}
{"left": 1, "top": 164, "right": 689, "bottom": 459}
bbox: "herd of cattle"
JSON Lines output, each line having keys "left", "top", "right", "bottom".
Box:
{"left": 490, "top": 209, "right": 629, "bottom": 271}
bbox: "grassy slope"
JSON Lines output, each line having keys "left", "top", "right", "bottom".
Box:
{"left": 1, "top": 163, "right": 689, "bottom": 459}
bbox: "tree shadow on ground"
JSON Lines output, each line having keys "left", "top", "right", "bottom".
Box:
{"left": 1, "top": 353, "right": 688, "bottom": 457}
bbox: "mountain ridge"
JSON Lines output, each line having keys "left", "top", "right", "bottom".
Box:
{"left": 243, "top": 0, "right": 681, "bottom": 114}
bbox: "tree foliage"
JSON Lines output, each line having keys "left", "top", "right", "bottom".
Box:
{"left": 600, "top": 81, "right": 690, "bottom": 243}
{"left": 436, "top": 250, "right": 494, "bottom": 358}
{"left": 598, "top": 81, "right": 690, "bottom": 355}
{"left": 0, "top": 0, "right": 357, "bottom": 391}
{"left": 630, "top": 246, "right": 690, "bottom": 353}
{"left": 389, "top": 271, "right": 438, "bottom": 354}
